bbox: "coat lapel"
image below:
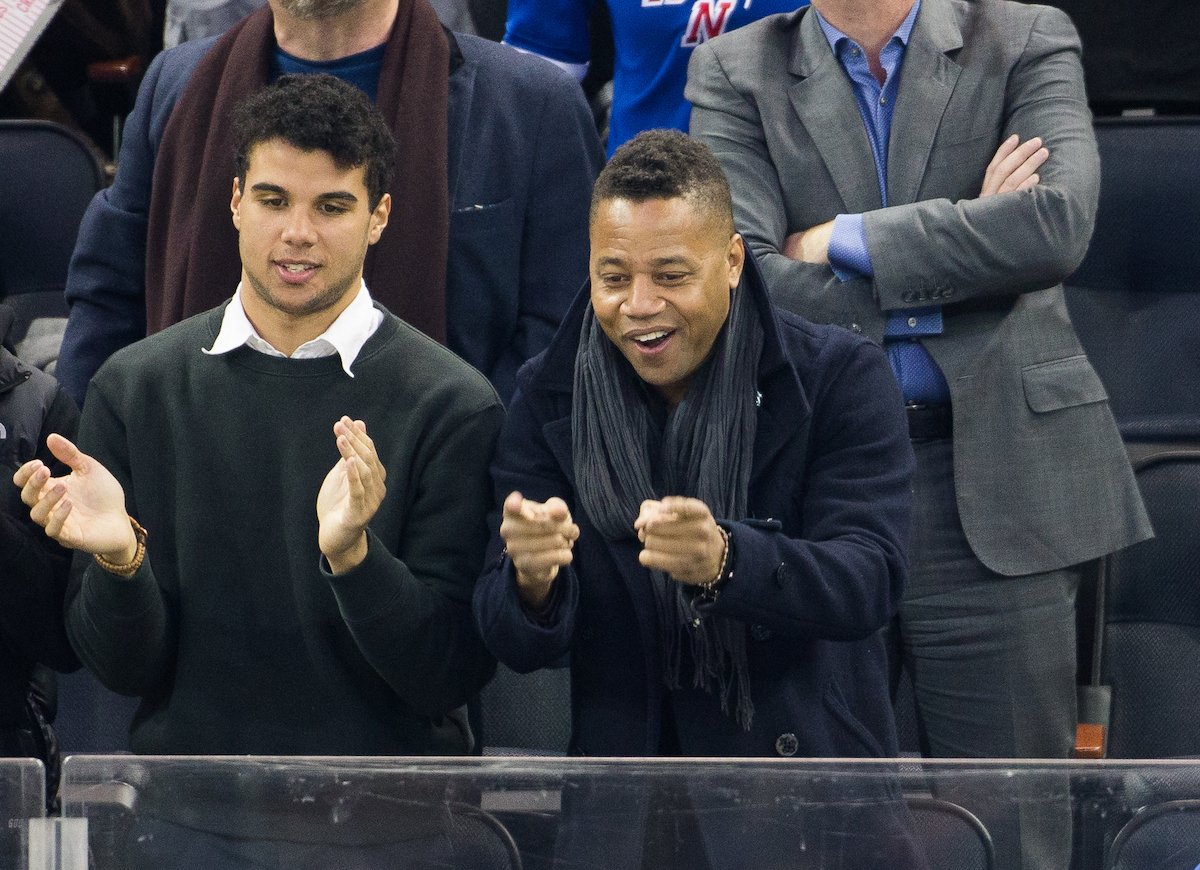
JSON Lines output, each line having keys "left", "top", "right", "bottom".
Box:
{"left": 786, "top": 8, "right": 883, "bottom": 214}
{"left": 886, "top": 0, "right": 964, "bottom": 206}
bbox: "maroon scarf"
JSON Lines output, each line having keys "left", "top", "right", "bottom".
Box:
{"left": 145, "top": 2, "right": 448, "bottom": 342}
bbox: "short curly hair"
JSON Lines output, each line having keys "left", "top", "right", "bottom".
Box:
{"left": 590, "top": 129, "right": 733, "bottom": 235}
{"left": 232, "top": 74, "right": 395, "bottom": 208}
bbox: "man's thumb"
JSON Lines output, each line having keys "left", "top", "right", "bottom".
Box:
{"left": 46, "top": 434, "right": 88, "bottom": 472}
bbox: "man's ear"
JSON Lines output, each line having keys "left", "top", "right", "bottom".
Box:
{"left": 368, "top": 193, "right": 391, "bottom": 245}
{"left": 230, "top": 177, "right": 243, "bottom": 230}
{"left": 727, "top": 232, "right": 745, "bottom": 290}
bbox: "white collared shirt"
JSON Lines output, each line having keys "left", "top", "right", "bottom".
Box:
{"left": 203, "top": 281, "right": 384, "bottom": 377}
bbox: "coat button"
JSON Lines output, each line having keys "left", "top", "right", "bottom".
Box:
{"left": 774, "top": 563, "right": 791, "bottom": 586}
{"left": 750, "top": 624, "right": 773, "bottom": 641}
{"left": 775, "top": 732, "right": 799, "bottom": 757}
{"left": 690, "top": 617, "right": 702, "bottom": 628}
{"left": 849, "top": 322, "right": 862, "bottom": 334}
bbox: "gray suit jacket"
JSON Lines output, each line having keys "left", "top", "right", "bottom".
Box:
{"left": 687, "top": 0, "right": 1151, "bottom": 576}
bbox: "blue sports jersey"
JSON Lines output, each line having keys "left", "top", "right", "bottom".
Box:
{"left": 506, "top": 0, "right": 804, "bottom": 154}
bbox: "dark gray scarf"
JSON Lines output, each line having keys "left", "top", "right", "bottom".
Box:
{"left": 572, "top": 282, "right": 763, "bottom": 729}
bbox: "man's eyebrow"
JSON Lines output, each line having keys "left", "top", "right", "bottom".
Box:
{"left": 648, "top": 255, "right": 694, "bottom": 269}
{"left": 247, "top": 185, "right": 358, "bottom": 204}
{"left": 595, "top": 255, "right": 628, "bottom": 269}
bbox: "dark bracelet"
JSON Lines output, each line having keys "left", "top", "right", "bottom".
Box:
{"left": 698, "top": 527, "right": 732, "bottom": 601}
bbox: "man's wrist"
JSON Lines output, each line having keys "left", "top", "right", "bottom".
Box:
{"left": 93, "top": 517, "right": 147, "bottom": 578}
{"left": 512, "top": 559, "right": 557, "bottom": 613}
{"left": 325, "top": 532, "right": 369, "bottom": 575}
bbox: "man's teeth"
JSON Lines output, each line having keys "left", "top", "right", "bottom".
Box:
{"left": 634, "top": 331, "right": 669, "bottom": 343}
{"left": 284, "top": 264, "right": 311, "bottom": 273}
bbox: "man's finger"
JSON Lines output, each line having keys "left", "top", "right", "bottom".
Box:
{"left": 1001, "top": 147, "right": 1048, "bottom": 193}
{"left": 44, "top": 495, "right": 73, "bottom": 540}
{"left": 17, "top": 462, "right": 49, "bottom": 507}
{"left": 13, "top": 458, "right": 42, "bottom": 488}
{"left": 28, "top": 482, "right": 66, "bottom": 528}
{"left": 994, "top": 137, "right": 1044, "bottom": 180}
{"left": 502, "top": 491, "right": 525, "bottom": 518}
{"left": 512, "top": 547, "right": 574, "bottom": 575}
{"left": 46, "top": 434, "right": 89, "bottom": 473}
{"left": 660, "top": 496, "right": 710, "bottom": 519}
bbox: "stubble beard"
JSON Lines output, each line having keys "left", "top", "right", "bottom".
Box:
{"left": 273, "top": 0, "right": 370, "bottom": 20}
{"left": 245, "top": 268, "right": 360, "bottom": 321}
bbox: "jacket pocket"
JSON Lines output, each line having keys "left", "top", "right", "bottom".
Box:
{"left": 823, "top": 678, "right": 886, "bottom": 758}
{"left": 1022, "top": 354, "right": 1108, "bottom": 413}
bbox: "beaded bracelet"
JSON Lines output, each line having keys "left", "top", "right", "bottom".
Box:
{"left": 93, "top": 517, "right": 148, "bottom": 579}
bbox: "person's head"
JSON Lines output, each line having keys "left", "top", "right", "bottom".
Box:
{"left": 230, "top": 74, "right": 394, "bottom": 342}
{"left": 588, "top": 129, "right": 744, "bottom": 408}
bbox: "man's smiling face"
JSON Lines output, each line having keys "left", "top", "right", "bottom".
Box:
{"left": 230, "top": 138, "right": 390, "bottom": 333}
{"left": 589, "top": 195, "right": 744, "bottom": 408}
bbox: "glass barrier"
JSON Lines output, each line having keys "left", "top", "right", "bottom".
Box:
{"left": 0, "top": 758, "right": 46, "bottom": 867}
{"left": 59, "top": 756, "right": 1200, "bottom": 870}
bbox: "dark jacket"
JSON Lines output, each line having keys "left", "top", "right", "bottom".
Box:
{"left": 0, "top": 304, "right": 79, "bottom": 804}
{"left": 473, "top": 258, "right": 915, "bottom": 761}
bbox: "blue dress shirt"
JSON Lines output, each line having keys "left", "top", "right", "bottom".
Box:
{"left": 816, "top": 2, "right": 950, "bottom": 404}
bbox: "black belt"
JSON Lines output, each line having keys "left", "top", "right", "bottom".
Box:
{"left": 905, "top": 403, "right": 952, "bottom": 440}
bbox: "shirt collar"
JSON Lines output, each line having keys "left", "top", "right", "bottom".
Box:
{"left": 815, "top": 0, "right": 921, "bottom": 58}
{"left": 203, "top": 281, "right": 383, "bottom": 377}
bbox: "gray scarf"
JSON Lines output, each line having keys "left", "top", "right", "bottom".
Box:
{"left": 572, "top": 282, "right": 763, "bottom": 729}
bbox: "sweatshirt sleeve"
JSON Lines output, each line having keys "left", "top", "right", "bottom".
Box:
{"left": 64, "top": 378, "right": 176, "bottom": 696}
{"left": 323, "top": 400, "right": 505, "bottom": 717}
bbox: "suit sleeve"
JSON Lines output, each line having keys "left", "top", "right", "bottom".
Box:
{"left": 57, "top": 48, "right": 186, "bottom": 407}
{"left": 687, "top": 44, "right": 882, "bottom": 332}
{"left": 699, "top": 339, "right": 914, "bottom": 640}
{"left": 491, "top": 73, "right": 602, "bottom": 400}
{"left": 324, "top": 400, "right": 505, "bottom": 717}
{"left": 863, "top": 7, "right": 1099, "bottom": 311}
{"left": 473, "top": 368, "right": 579, "bottom": 673}
{"left": 65, "top": 380, "right": 176, "bottom": 696}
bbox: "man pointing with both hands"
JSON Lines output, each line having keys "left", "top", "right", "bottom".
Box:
{"left": 474, "top": 130, "right": 917, "bottom": 867}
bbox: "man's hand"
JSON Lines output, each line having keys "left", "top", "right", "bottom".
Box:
{"left": 635, "top": 497, "right": 726, "bottom": 586}
{"left": 14, "top": 434, "right": 136, "bottom": 563}
{"left": 981, "top": 134, "right": 1049, "bottom": 197}
{"left": 500, "top": 491, "right": 579, "bottom": 611}
{"left": 317, "top": 416, "right": 386, "bottom": 574}
{"left": 783, "top": 219, "right": 835, "bottom": 264}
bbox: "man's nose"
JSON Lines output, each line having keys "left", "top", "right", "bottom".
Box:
{"left": 622, "top": 275, "right": 665, "bottom": 317}
{"left": 281, "top": 209, "right": 317, "bottom": 246}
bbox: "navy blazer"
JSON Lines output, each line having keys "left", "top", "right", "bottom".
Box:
{"left": 474, "top": 257, "right": 915, "bottom": 760}
{"left": 58, "top": 29, "right": 603, "bottom": 404}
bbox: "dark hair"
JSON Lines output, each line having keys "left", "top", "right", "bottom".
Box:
{"left": 590, "top": 129, "right": 734, "bottom": 234}
{"left": 232, "top": 73, "right": 395, "bottom": 208}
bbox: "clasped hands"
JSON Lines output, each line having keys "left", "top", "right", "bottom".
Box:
{"left": 784, "top": 133, "right": 1050, "bottom": 264}
{"left": 501, "top": 492, "right": 726, "bottom": 610}
{"left": 12, "top": 416, "right": 383, "bottom": 575}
